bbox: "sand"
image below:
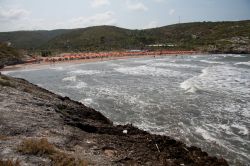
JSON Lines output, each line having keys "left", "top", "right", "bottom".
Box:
{"left": 1, "top": 54, "right": 190, "bottom": 72}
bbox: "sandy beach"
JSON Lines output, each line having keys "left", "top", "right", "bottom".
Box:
{"left": 0, "top": 53, "right": 197, "bottom": 72}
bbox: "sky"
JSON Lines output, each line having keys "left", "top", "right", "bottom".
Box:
{"left": 0, "top": 0, "right": 250, "bottom": 32}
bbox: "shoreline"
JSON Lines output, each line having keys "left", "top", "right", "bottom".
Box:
{"left": 0, "top": 74, "right": 229, "bottom": 165}
{"left": 0, "top": 53, "right": 198, "bottom": 72}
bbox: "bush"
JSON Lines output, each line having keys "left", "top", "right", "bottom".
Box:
{"left": 41, "top": 50, "right": 52, "bottom": 57}
{"left": 17, "top": 138, "right": 56, "bottom": 156}
{"left": 0, "top": 78, "right": 13, "bottom": 87}
{"left": 18, "top": 138, "right": 88, "bottom": 166}
{"left": 0, "top": 159, "right": 20, "bottom": 166}
{"left": 0, "top": 75, "right": 15, "bottom": 87}
{"left": 51, "top": 152, "right": 88, "bottom": 166}
{"left": 0, "top": 135, "right": 9, "bottom": 141}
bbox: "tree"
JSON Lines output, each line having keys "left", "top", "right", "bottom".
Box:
{"left": 41, "top": 50, "right": 52, "bottom": 57}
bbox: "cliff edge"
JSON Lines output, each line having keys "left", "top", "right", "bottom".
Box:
{"left": 0, "top": 74, "right": 228, "bottom": 166}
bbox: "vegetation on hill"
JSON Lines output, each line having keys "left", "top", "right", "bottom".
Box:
{"left": 42, "top": 26, "right": 132, "bottom": 52}
{"left": 0, "top": 29, "right": 72, "bottom": 50}
{"left": 0, "top": 42, "right": 23, "bottom": 68}
{"left": 0, "top": 20, "right": 249, "bottom": 54}
{"left": 149, "top": 21, "right": 250, "bottom": 53}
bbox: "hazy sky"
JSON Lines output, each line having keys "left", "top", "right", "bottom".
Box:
{"left": 0, "top": 0, "right": 250, "bottom": 32}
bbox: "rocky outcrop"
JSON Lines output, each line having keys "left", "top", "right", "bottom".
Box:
{"left": 0, "top": 74, "right": 228, "bottom": 165}
{"left": 205, "top": 36, "right": 250, "bottom": 54}
{"left": 0, "top": 43, "right": 23, "bottom": 69}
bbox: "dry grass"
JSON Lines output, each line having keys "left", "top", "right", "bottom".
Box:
{"left": 0, "top": 76, "right": 15, "bottom": 87}
{"left": 0, "top": 159, "right": 20, "bottom": 166}
{"left": 0, "top": 75, "right": 10, "bottom": 80}
{"left": 0, "top": 135, "right": 9, "bottom": 141}
{"left": 0, "top": 78, "right": 12, "bottom": 87}
{"left": 17, "top": 138, "right": 56, "bottom": 156}
{"left": 18, "top": 138, "right": 88, "bottom": 166}
{"left": 51, "top": 152, "right": 88, "bottom": 166}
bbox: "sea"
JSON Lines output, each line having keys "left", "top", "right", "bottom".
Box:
{"left": 4, "top": 54, "right": 250, "bottom": 165}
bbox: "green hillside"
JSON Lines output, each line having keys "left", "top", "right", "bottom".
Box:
{"left": 0, "top": 29, "right": 72, "bottom": 50}
{"left": 41, "top": 20, "right": 250, "bottom": 53}
{"left": 0, "top": 42, "right": 23, "bottom": 68}
{"left": 42, "top": 26, "right": 134, "bottom": 51}
{"left": 148, "top": 21, "right": 250, "bottom": 52}
{"left": 0, "top": 20, "right": 249, "bottom": 53}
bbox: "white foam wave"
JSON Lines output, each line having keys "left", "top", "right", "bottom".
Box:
{"left": 209, "top": 56, "right": 220, "bottom": 60}
{"left": 80, "top": 98, "right": 94, "bottom": 106}
{"left": 96, "top": 87, "right": 120, "bottom": 97}
{"left": 151, "top": 62, "right": 196, "bottom": 68}
{"left": 135, "top": 119, "right": 168, "bottom": 135}
{"left": 180, "top": 79, "right": 201, "bottom": 93}
{"left": 199, "top": 67, "right": 210, "bottom": 77}
{"left": 235, "top": 61, "right": 250, "bottom": 66}
{"left": 115, "top": 65, "right": 181, "bottom": 77}
{"left": 67, "top": 81, "right": 87, "bottom": 89}
{"left": 50, "top": 66, "right": 64, "bottom": 71}
{"left": 180, "top": 66, "right": 250, "bottom": 96}
{"left": 200, "top": 60, "right": 224, "bottom": 64}
{"left": 1, "top": 70, "right": 14, "bottom": 74}
{"left": 231, "top": 124, "right": 249, "bottom": 135}
{"left": 75, "top": 82, "right": 87, "bottom": 89}
{"left": 217, "top": 124, "right": 232, "bottom": 135}
{"left": 206, "top": 123, "right": 234, "bottom": 136}
{"left": 195, "top": 127, "right": 221, "bottom": 143}
{"left": 97, "top": 87, "right": 146, "bottom": 106}
{"left": 68, "top": 69, "right": 101, "bottom": 75}
{"left": 107, "top": 63, "right": 122, "bottom": 67}
{"left": 180, "top": 67, "right": 210, "bottom": 93}
{"left": 150, "top": 63, "right": 168, "bottom": 67}
{"left": 2, "top": 67, "right": 44, "bottom": 74}
{"left": 242, "top": 109, "right": 250, "bottom": 118}
{"left": 62, "top": 76, "right": 76, "bottom": 82}
{"left": 190, "top": 55, "right": 206, "bottom": 58}
{"left": 227, "top": 54, "right": 246, "bottom": 58}
{"left": 133, "top": 59, "right": 155, "bottom": 64}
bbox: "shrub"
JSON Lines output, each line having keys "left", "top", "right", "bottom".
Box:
{"left": 18, "top": 138, "right": 88, "bottom": 166}
{"left": 0, "top": 75, "right": 10, "bottom": 80}
{"left": 17, "top": 138, "right": 56, "bottom": 156}
{"left": 51, "top": 152, "right": 88, "bottom": 166}
{"left": 0, "top": 75, "right": 15, "bottom": 87}
{"left": 41, "top": 50, "right": 52, "bottom": 57}
{"left": 0, "top": 78, "right": 12, "bottom": 87}
{"left": 0, "top": 159, "right": 20, "bottom": 166}
{"left": 0, "top": 135, "right": 9, "bottom": 141}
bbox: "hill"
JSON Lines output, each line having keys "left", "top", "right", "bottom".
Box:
{"left": 0, "top": 29, "right": 72, "bottom": 50}
{"left": 42, "top": 21, "right": 250, "bottom": 53}
{"left": 0, "top": 42, "right": 23, "bottom": 68}
{"left": 42, "top": 26, "right": 134, "bottom": 51}
{"left": 147, "top": 20, "right": 250, "bottom": 53}
{"left": 0, "top": 20, "right": 249, "bottom": 53}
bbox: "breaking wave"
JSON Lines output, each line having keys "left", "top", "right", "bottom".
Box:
{"left": 180, "top": 79, "right": 202, "bottom": 93}
{"left": 199, "top": 60, "right": 224, "bottom": 64}
{"left": 68, "top": 69, "right": 101, "bottom": 75}
{"left": 180, "top": 65, "right": 250, "bottom": 97}
{"left": 114, "top": 65, "right": 181, "bottom": 77}
{"left": 150, "top": 62, "right": 197, "bottom": 68}
{"left": 66, "top": 81, "right": 88, "bottom": 89}
{"left": 235, "top": 61, "right": 250, "bottom": 66}
{"left": 62, "top": 76, "right": 76, "bottom": 82}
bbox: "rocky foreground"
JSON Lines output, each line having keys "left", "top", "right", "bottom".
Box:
{"left": 0, "top": 74, "right": 228, "bottom": 166}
